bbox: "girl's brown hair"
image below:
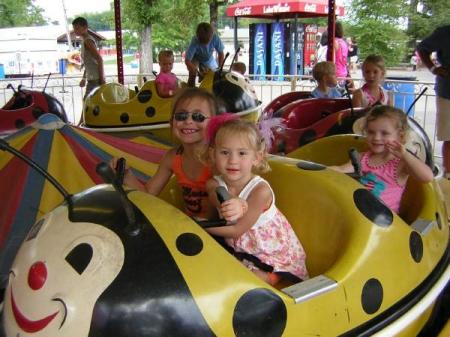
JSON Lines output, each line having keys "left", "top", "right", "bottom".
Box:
{"left": 363, "top": 105, "right": 409, "bottom": 142}
{"left": 212, "top": 119, "right": 271, "bottom": 174}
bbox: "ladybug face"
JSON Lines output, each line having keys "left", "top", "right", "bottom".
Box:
{"left": 3, "top": 206, "right": 124, "bottom": 337}
{"left": 213, "top": 71, "right": 259, "bottom": 113}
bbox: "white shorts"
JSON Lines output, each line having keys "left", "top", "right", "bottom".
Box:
{"left": 436, "top": 96, "right": 450, "bottom": 141}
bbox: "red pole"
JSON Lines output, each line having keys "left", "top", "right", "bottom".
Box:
{"left": 326, "top": 0, "right": 336, "bottom": 62}
{"left": 114, "top": 0, "right": 124, "bottom": 84}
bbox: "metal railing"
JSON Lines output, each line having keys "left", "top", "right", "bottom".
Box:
{"left": 0, "top": 73, "right": 440, "bottom": 160}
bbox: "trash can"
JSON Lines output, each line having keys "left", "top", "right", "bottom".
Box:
{"left": 0, "top": 63, "right": 4, "bottom": 79}
{"left": 58, "top": 58, "right": 67, "bottom": 75}
{"left": 384, "top": 76, "right": 417, "bottom": 115}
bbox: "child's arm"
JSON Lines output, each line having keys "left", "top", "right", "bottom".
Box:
{"left": 185, "top": 58, "right": 198, "bottom": 73}
{"left": 205, "top": 182, "right": 271, "bottom": 239}
{"left": 352, "top": 89, "right": 363, "bottom": 107}
{"left": 387, "top": 141, "right": 434, "bottom": 183}
{"left": 329, "top": 160, "right": 355, "bottom": 174}
{"left": 84, "top": 39, "right": 105, "bottom": 84}
{"left": 217, "top": 51, "right": 225, "bottom": 69}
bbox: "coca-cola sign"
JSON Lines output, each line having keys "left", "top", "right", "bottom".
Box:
{"left": 234, "top": 7, "right": 251, "bottom": 16}
{"left": 304, "top": 4, "right": 317, "bottom": 12}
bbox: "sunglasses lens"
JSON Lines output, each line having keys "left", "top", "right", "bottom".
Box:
{"left": 192, "top": 112, "right": 207, "bottom": 122}
{"left": 174, "top": 112, "right": 188, "bottom": 121}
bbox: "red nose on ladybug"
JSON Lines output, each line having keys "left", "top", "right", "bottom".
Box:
{"left": 28, "top": 261, "right": 47, "bottom": 290}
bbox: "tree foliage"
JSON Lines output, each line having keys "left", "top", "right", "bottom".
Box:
{"left": 345, "top": 0, "right": 409, "bottom": 65}
{"left": 408, "top": 0, "right": 450, "bottom": 42}
{"left": 0, "top": 0, "right": 46, "bottom": 28}
{"left": 151, "top": 0, "right": 208, "bottom": 52}
{"left": 69, "top": 11, "right": 115, "bottom": 31}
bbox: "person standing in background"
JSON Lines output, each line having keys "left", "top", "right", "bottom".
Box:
{"left": 417, "top": 25, "right": 450, "bottom": 177}
{"left": 185, "top": 22, "right": 225, "bottom": 87}
{"left": 72, "top": 17, "right": 105, "bottom": 101}
{"left": 347, "top": 37, "right": 359, "bottom": 72}
{"left": 334, "top": 22, "right": 349, "bottom": 80}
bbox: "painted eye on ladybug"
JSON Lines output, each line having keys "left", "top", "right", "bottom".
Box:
{"left": 65, "top": 243, "right": 93, "bottom": 274}
{"left": 225, "top": 73, "right": 245, "bottom": 87}
{"left": 26, "top": 218, "right": 45, "bottom": 241}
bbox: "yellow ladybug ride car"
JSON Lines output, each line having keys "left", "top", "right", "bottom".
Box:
{"left": 1, "top": 124, "right": 448, "bottom": 336}
{"left": 81, "top": 69, "right": 261, "bottom": 142}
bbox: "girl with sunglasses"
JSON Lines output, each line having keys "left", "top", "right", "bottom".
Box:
{"left": 111, "top": 87, "right": 218, "bottom": 220}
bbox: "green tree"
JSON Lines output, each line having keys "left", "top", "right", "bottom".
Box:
{"left": 122, "top": 0, "right": 209, "bottom": 73}
{"left": 152, "top": 0, "right": 207, "bottom": 53}
{"left": 122, "top": 0, "right": 166, "bottom": 74}
{"left": 70, "top": 11, "right": 115, "bottom": 31}
{"left": 0, "top": 0, "right": 46, "bottom": 28}
{"left": 345, "top": 0, "right": 409, "bottom": 65}
{"left": 408, "top": 0, "right": 450, "bottom": 43}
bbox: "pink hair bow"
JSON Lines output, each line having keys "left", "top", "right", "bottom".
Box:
{"left": 206, "top": 113, "right": 239, "bottom": 143}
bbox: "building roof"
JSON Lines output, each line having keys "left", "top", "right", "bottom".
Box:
{"left": 57, "top": 29, "right": 107, "bottom": 43}
{"left": 0, "top": 25, "right": 63, "bottom": 42}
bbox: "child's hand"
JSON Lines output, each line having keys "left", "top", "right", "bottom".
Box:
{"left": 219, "top": 197, "right": 248, "bottom": 222}
{"left": 109, "top": 157, "right": 119, "bottom": 173}
{"left": 109, "top": 158, "right": 130, "bottom": 180}
{"left": 386, "top": 140, "right": 406, "bottom": 158}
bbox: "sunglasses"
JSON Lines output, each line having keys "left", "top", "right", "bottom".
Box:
{"left": 173, "top": 111, "right": 209, "bottom": 123}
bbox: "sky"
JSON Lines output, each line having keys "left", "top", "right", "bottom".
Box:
{"left": 34, "top": 0, "right": 112, "bottom": 24}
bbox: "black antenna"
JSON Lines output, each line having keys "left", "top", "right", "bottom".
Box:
{"left": 229, "top": 47, "right": 241, "bottom": 71}
{"left": 43, "top": 73, "right": 51, "bottom": 93}
{"left": 349, "top": 148, "right": 362, "bottom": 178}
{"left": 218, "top": 52, "right": 230, "bottom": 73}
{"left": 95, "top": 160, "right": 139, "bottom": 236}
{"left": 6, "top": 83, "right": 17, "bottom": 94}
{"left": 406, "top": 87, "right": 427, "bottom": 116}
{"left": 0, "top": 139, "right": 71, "bottom": 201}
{"left": 344, "top": 82, "right": 354, "bottom": 116}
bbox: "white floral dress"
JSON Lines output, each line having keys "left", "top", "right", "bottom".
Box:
{"left": 214, "top": 175, "right": 309, "bottom": 280}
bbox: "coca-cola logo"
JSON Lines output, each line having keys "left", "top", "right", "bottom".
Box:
{"left": 234, "top": 7, "right": 251, "bottom": 16}
{"left": 304, "top": 4, "right": 317, "bottom": 12}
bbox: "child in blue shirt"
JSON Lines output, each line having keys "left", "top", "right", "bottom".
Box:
{"left": 185, "top": 22, "right": 225, "bottom": 87}
{"left": 311, "top": 61, "right": 342, "bottom": 98}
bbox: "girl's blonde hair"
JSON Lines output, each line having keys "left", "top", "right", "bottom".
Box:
{"left": 363, "top": 105, "right": 409, "bottom": 142}
{"left": 158, "top": 50, "right": 174, "bottom": 62}
{"left": 362, "top": 54, "right": 386, "bottom": 74}
{"left": 212, "top": 119, "right": 271, "bottom": 174}
{"left": 312, "top": 61, "right": 336, "bottom": 82}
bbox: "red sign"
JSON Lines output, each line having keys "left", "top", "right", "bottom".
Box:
{"left": 227, "top": 0, "right": 345, "bottom": 18}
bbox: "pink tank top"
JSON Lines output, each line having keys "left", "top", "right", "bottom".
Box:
{"left": 359, "top": 152, "right": 405, "bottom": 213}
{"left": 361, "top": 84, "right": 390, "bottom": 107}
{"left": 155, "top": 72, "right": 178, "bottom": 92}
{"left": 335, "top": 38, "right": 349, "bottom": 77}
